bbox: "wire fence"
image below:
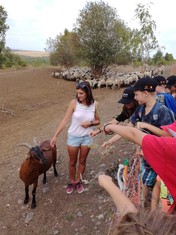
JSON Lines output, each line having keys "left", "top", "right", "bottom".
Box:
{"left": 106, "top": 150, "right": 143, "bottom": 235}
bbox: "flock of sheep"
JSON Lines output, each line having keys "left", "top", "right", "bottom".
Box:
{"left": 52, "top": 65, "right": 164, "bottom": 89}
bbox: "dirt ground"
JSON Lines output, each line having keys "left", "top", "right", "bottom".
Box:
{"left": 0, "top": 66, "right": 170, "bottom": 235}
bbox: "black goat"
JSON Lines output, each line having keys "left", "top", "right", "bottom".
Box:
{"left": 18, "top": 140, "right": 58, "bottom": 208}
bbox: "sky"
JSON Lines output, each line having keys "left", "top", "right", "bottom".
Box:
{"left": 0, "top": 0, "right": 176, "bottom": 58}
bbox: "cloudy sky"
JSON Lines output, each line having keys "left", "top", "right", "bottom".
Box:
{"left": 1, "top": 0, "right": 176, "bottom": 57}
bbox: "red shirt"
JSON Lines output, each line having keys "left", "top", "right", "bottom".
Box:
{"left": 142, "top": 135, "right": 176, "bottom": 212}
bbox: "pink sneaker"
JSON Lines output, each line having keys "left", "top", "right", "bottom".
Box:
{"left": 76, "top": 182, "right": 84, "bottom": 194}
{"left": 66, "top": 183, "right": 75, "bottom": 194}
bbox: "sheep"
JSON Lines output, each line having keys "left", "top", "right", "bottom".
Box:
{"left": 18, "top": 140, "right": 58, "bottom": 208}
{"left": 52, "top": 71, "right": 61, "bottom": 78}
{"left": 97, "top": 77, "right": 106, "bottom": 88}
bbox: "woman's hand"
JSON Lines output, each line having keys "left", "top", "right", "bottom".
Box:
{"left": 50, "top": 136, "right": 57, "bottom": 148}
{"left": 81, "top": 121, "right": 92, "bottom": 128}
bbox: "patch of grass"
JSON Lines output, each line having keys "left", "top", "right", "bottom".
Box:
{"left": 65, "top": 214, "right": 74, "bottom": 221}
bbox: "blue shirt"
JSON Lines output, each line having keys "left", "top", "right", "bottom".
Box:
{"left": 130, "top": 101, "right": 174, "bottom": 128}
{"left": 156, "top": 92, "right": 176, "bottom": 116}
{"left": 131, "top": 101, "right": 175, "bottom": 169}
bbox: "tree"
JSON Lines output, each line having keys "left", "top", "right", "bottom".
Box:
{"left": 153, "top": 49, "right": 163, "bottom": 64}
{"left": 165, "top": 53, "right": 174, "bottom": 62}
{"left": 114, "top": 20, "right": 133, "bottom": 65}
{"left": 46, "top": 29, "right": 81, "bottom": 68}
{"left": 3, "top": 47, "right": 27, "bottom": 67}
{"left": 0, "top": 5, "right": 9, "bottom": 68}
{"left": 134, "top": 3, "right": 159, "bottom": 63}
{"left": 75, "top": 1, "right": 122, "bottom": 74}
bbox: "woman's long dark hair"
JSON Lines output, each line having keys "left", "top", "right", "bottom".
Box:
{"left": 76, "top": 81, "right": 94, "bottom": 106}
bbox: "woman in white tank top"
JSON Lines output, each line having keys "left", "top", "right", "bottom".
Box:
{"left": 50, "top": 81, "right": 100, "bottom": 194}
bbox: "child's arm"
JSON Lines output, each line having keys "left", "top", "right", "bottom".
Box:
{"left": 90, "top": 118, "right": 120, "bottom": 138}
{"left": 98, "top": 174, "right": 137, "bottom": 216}
{"left": 104, "top": 124, "right": 146, "bottom": 147}
{"left": 137, "top": 122, "right": 169, "bottom": 136}
{"left": 101, "top": 134, "right": 121, "bottom": 147}
{"left": 89, "top": 129, "right": 101, "bottom": 137}
{"left": 151, "top": 180, "right": 160, "bottom": 210}
{"left": 101, "top": 122, "right": 135, "bottom": 147}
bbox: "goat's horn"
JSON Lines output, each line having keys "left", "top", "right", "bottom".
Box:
{"left": 16, "top": 143, "right": 32, "bottom": 149}
{"left": 42, "top": 147, "right": 51, "bottom": 151}
{"left": 33, "top": 137, "right": 38, "bottom": 145}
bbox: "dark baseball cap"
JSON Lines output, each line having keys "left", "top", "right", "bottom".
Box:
{"left": 134, "top": 77, "right": 157, "bottom": 92}
{"left": 166, "top": 75, "right": 176, "bottom": 88}
{"left": 118, "top": 86, "right": 135, "bottom": 104}
{"left": 153, "top": 75, "right": 166, "bottom": 86}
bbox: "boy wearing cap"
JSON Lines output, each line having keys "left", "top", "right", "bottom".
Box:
{"left": 130, "top": 77, "right": 175, "bottom": 205}
{"left": 153, "top": 75, "right": 176, "bottom": 116}
{"left": 113, "top": 86, "right": 138, "bottom": 124}
{"left": 90, "top": 86, "right": 138, "bottom": 137}
{"left": 166, "top": 75, "right": 176, "bottom": 98}
{"left": 102, "top": 77, "right": 175, "bottom": 204}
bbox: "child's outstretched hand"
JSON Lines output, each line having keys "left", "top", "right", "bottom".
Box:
{"left": 98, "top": 174, "right": 112, "bottom": 188}
{"left": 137, "top": 121, "right": 147, "bottom": 130}
{"left": 89, "top": 129, "right": 100, "bottom": 138}
{"left": 101, "top": 140, "right": 111, "bottom": 148}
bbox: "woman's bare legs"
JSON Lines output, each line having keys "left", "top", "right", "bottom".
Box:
{"left": 67, "top": 145, "right": 90, "bottom": 183}
{"left": 67, "top": 145, "right": 79, "bottom": 183}
{"left": 77, "top": 145, "right": 90, "bottom": 182}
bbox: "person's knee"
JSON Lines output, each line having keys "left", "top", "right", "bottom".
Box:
{"left": 79, "top": 158, "right": 86, "bottom": 166}
{"left": 70, "top": 159, "right": 77, "bottom": 167}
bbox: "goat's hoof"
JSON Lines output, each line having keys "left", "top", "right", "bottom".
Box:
{"left": 31, "top": 203, "right": 36, "bottom": 209}
{"left": 24, "top": 198, "right": 29, "bottom": 204}
{"left": 55, "top": 172, "right": 58, "bottom": 177}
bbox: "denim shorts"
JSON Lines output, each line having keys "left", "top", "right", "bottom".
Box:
{"left": 67, "top": 134, "right": 93, "bottom": 147}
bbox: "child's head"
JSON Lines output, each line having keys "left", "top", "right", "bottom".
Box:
{"left": 166, "top": 75, "right": 176, "bottom": 94}
{"left": 133, "top": 77, "right": 158, "bottom": 105}
{"left": 153, "top": 75, "right": 166, "bottom": 94}
{"left": 118, "top": 86, "right": 136, "bottom": 108}
{"left": 111, "top": 209, "right": 176, "bottom": 235}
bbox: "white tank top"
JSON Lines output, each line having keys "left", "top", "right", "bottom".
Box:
{"left": 68, "top": 100, "right": 96, "bottom": 137}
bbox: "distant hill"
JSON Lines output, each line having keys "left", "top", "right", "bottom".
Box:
{"left": 12, "top": 50, "right": 49, "bottom": 58}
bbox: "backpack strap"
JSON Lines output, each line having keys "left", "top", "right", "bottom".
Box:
{"left": 153, "top": 101, "right": 175, "bottom": 121}
{"left": 156, "top": 93, "right": 165, "bottom": 104}
{"left": 137, "top": 102, "right": 175, "bottom": 122}
{"left": 137, "top": 105, "right": 145, "bottom": 122}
